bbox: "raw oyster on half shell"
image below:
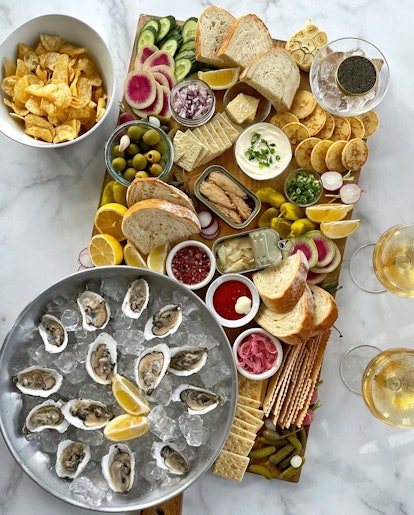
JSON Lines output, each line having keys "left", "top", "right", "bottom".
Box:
{"left": 23, "top": 399, "right": 69, "bottom": 434}
{"left": 13, "top": 366, "right": 63, "bottom": 397}
{"left": 38, "top": 314, "right": 68, "bottom": 353}
{"left": 122, "top": 278, "right": 149, "bottom": 319}
{"left": 101, "top": 443, "right": 135, "bottom": 493}
{"left": 62, "top": 398, "right": 113, "bottom": 430}
{"left": 144, "top": 304, "right": 182, "bottom": 340}
{"left": 55, "top": 439, "right": 91, "bottom": 479}
{"left": 152, "top": 441, "right": 190, "bottom": 475}
{"left": 86, "top": 332, "right": 117, "bottom": 385}
{"left": 77, "top": 290, "right": 110, "bottom": 331}
{"left": 169, "top": 346, "right": 208, "bottom": 376}
{"left": 135, "top": 343, "right": 171, "bottom": 395}
{"left": 171, "top": 384, "right": 224, "bottom": 415}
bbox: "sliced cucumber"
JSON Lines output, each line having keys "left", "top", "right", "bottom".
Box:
{"left": 181, "top": 17, "right": 198, "bottom": 42}
{"left": 160, "top": 34, "right": 183, "bottom": 57}
{"left": 141, "top": 19, "right": 160, "bottom": 36}
{"left": 174, "top": 50, "right": 195, "bottom": 63}
{"left": 157, "top": 15, "right": 176, "bottom": 41}
{"left": 179, "top": 39, "right": 195, "bottom": 52}
{"left": 174, "top": 57, "right": 195, "bottom": 81}
{"left": 137, "top": 27, "right": 158, "bottom": 50}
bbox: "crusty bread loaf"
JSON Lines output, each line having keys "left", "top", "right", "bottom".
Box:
{"left": 121, "top": 199, "right": 201, "bottom": 255}
{"left": 254, "top": 285, "right": 315, "bottom": 345}
{"left": 195, "top": 6, "right": 237, "bottom": 68}
{"left": 217, "top": 14, "right": 273, "bottom": 69}
{"left": 252, "top": 251, "right": 309, "bottom": 314}
{"left": 240, "top": 48, "right": 301, "bottom": 113}
{"left": 308, "top": 283, "right": 338, "bottom": 334}
{"left": 126, "top": 177, "right": 195, "bottom": 212}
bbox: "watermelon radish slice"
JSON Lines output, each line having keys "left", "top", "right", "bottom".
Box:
{"left": 132, "top": 82, "right": 164, "bottom": 117}
{"left": 148, "top": 65, "right": 176, "bottom": 89}
{"left": 305, "top": 230, "right": 336, "bottom": 267}
{"left": 158, "top": 86, "right": 171, "bottom": 118}
{"left": 310, "top": 244, "right": 341, "bottom": 274}
{"left": 134, "top": 44, "right": 159, "bottom": 69}
{"left": 124, "top": 70, "right": 157, "bottom": 109}
{"left": 143, "top": 50, "right": 175, "bottom": 71}
{"left": 152, "top": 71, "right": 171, "bottom": 90}
{"left": 307, "top": 270, "right": 328, "bottom": 284}
{"left": 281, "top": 235, "right": 319, "bottom": 268}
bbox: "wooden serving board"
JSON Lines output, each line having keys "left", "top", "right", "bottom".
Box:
{"left": 96, "top": 12, "right": 364, "bottom": 513}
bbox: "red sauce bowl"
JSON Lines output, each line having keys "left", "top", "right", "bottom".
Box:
{"left": 166, "top": 240, "right": 216, "bottom": 291}
{"left": 205, "top": 274, "right": 260, "bottom": 328}
{"left": 233, "top": 328, "right": 283, "bottom": 380}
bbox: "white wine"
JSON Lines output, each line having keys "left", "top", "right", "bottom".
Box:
{"left": 373, "top": 223, "right": 414, "bottom": 297}
{"left": 361, "top": 348, "right": 414, "bottom": 427}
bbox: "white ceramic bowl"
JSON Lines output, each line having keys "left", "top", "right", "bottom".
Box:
{"left": 0, "top": 14, "right": 116, "bottom": 148}
{"left": 205, "top": 273, "right": 260, "bottom": 328}
{"left": 233, "top": 327, "right": 283, "bottom": 380}
{"left": 166, "top": 240, "right": 216, "bottom": 291}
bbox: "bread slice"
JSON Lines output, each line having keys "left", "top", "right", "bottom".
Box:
{"left": 252, "top": 251, "right": 309, "bottom": 314}
{"left": 121, "top": 198, "right": 201, "bottom": 255}
{"left": 126, "top": 177, "right": 196, "bottom": 212}
{"left": 240, "top": 48, "right": 300, "bottom": 113}
{"left": 217, "top": 14, "right": 273, "bottom": 69}
{"left": 195, "top": 6, "right": 237, "bottom": 68}
{"left": 308, "top": 283, "right": 338, "bottom": 334}
{"left": 254, "top": 285, "right": 315, "bottom": 345}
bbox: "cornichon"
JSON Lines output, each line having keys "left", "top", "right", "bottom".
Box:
{"left": 287, "top": 434, "right": 303, "bottom": 451}
{"left": 280, "top": 458, "right": 306, "bottom": 479}
{"left": 247, "top": 464, "right": 273, "bottom": 480}
{"left": 268, "top": 443, "right": 295, "bottom": 465}
{"left": 249, "top": 445, "right": 276, "bottom": 460}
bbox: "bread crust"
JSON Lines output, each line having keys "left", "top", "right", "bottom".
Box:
{"left": 126, "top": 177, "right": 195, "bottom": 212}
{"left": 308, "top": 283, "right": 338, "bottom": 334}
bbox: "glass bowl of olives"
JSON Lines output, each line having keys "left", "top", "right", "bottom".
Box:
{"left": 104, "top": 120, "right": 174, "bottom": 186}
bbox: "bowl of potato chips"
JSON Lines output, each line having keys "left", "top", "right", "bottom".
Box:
{"left": 0, "top": 14, "right": 115, "bottom": 147}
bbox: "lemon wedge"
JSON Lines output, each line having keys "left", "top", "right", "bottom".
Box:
{"left": 320, "top": 219, "right": 360, "bottom": 239}
{"left": 88, "top": 233, "right": 123, "bottom": 267}
{"left": 123, "top": 241, "right": 147, "bottom": 268}
{"left": 103, "top": 413, "right": 150, "bottom": 442}
{"left": 112, "top": 373, "right": 150, "bottom": 416}
{"left": 146, "top": 244, "right": 169, "bottom": 274}
{"left": 305, "top": 203, "right": 354, "bottom": 223}
{"left": 198, "top": 67, "right": 240, "bottom": 90}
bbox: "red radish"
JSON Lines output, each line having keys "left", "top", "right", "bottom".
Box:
{"left": 306, "top": 230, "right": 336, "bottom": 267}
{"left": 310, "top": 388, "right": 319, "bottom": 405}
{"left": 320, "top": 171, "right": 343, "bottom": 191}
{"left": 124, "top": 70, "right": 157, "bottom": 109}
{"left": 132, "top": 82, "right": 164, "bottom": 117}
{"left": 200, "top": 216, "right": 220, "bottom": 239}
{"left": 134, "top": 44, "right": 159, "bottom": 69}
{"left": 198, "top": 210, "right": 214, "bottom": 229}
{"left": 149, "top": 65, "right": 176, "bottom": 89}
{"left": 118, "top": 111, "right": 135, "bottom": 124}
{"left": 303, "top": 408, "right": 315, "bottom": 425}
{"left": 338, "top": 183, "right": 363, "bottom": 204}
{"left": 143, "top": 50, "right": 175, "bottom": 70}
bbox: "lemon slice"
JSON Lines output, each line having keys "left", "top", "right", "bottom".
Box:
{"left": 146, "top": 244, "right": 169, "bottom": 273}
{"left": 197, "top": 67, "right": 240, "bottom": 90}
{"left": 305, "top": 203, "right": 354, "bottom": 223}
{"left": 103, "top": 413, "right": 150, "bottom": 442}
{"left": 94, "top": 203, "right": 128, "bottom": 242}
{"left": 88, "top": 233, "right": 124, "bottom": 266}
{"left": 112, "top": 373, "right": 150, "bottom": 415}
{"left": 123, "top": 241, "right": 147, "bottom": 268}
{"left": 320, "top": 219, "right": 360, "bottom": 239}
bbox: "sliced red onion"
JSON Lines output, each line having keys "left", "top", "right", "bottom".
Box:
{"left": 77, "top": 248, "right": 94, "bottom": 268}
{"left": 198, "top": 210, "right": 214, "bottom": 229}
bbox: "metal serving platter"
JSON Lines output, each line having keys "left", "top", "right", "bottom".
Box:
{"left": 0, "top": 266, "right": 237, "bottom": 512}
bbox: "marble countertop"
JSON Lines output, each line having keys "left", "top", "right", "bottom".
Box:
{"left": 1, "top": 1, "right": 413, "bottom": 514}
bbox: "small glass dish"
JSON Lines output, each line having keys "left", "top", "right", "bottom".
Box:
{"left": 169, "top": 78, "right": 216, "bottom": 127}
{"left": 233, "top": 328, "right": 283, "bottom": 381}
{"left": 205, "top": 274, "right": 260, "bottom": 328}
{"left": 166, "top": 240, "right": 216, "bottom": 291}
{"left": 284, "top": 168, "right": 323, "bottom": 207}
{"left": 223, "top": 82, "right": 271, "bottom": 127}
{"left": 104, "top": 120, "right": 174, "bottom": 187}
{"left": 309, "top": 37, "right": 390, "bottom": 116}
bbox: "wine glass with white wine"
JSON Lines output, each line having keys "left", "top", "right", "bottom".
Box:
{"left": 341, "top": 223, "right": 414, "bottom": 427}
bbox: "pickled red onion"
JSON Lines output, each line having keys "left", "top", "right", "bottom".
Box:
{"left": 236, "top": 332, "right": 278, "bottom": 374}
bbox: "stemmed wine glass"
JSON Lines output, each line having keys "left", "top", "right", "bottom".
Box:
{"left": 340, "top": 223, "right": 414, "bottom": 427}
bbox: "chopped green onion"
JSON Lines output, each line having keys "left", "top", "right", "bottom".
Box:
{"left": 286, "top": 170, "right": 322, "bottom": 205}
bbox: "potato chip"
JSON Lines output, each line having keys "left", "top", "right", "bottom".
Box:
{"left": 75, "top": 57, "right": 102, "bottom": 86}
{"left": 15, "top": 59, "right": 32, "bottom": 77}
{"left": 40, "top": 34, "right": 63, "bottom": 52}
{"left": 13, "top": 74, "right": 43, "bottom": 104}
{"left": 3, "top": 57, "right": 16, "bottom": 77}
{"left": 96, "top": 96, "right": 107, "bottom": 121}
{"left": 25, "top": 126, "right": 54, "bottom": 142}
{"left": 53, "top": 120, "right": 81, "bottom": 143}
{"left": 4, "top": 97, "right": 29, "bottom": 116}
{"left": 1, "top": 76, "right": 18, "bottom": 97}
{"left": 59, "top": 43, "right": 87, "bottom": 56}
{"left": 25, "top": 96, "right": 46, "bottom": 116}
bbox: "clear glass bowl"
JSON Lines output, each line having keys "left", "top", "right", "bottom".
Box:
{"left": 284, "top": 168, "right": 323, "bottom": 207}
{"left": 169, "top": 78, "right": 216, "bottom": 127}
{"left": 104, "top": 120, "right": 174, "bottom": 187}
{"left": 309, "top": 37, "right": 390, "bottom": 116}
{"left": 223, "top": 82, "right": 271, "bottom": 127}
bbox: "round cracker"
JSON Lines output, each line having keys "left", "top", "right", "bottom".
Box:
{"left": 310, "top": 139, "right": 333, "bottom": 173}
{"left": 331, "top": 116, "right": 351, "bottom": 141}
{"left": 270, "top": 111, "right": 299, "bottom": 129}
{"left": 315, "top": 111, "right": 335, "bottom": 140}
{"left": 294, "top": 137, "right": 322, "bottom": 168}
{"left": 325, "top": 140, "right": 347, "bottom": 172}
{"left": 282, "top": 122, "right": 310, "bottom": 150}
{"left": 357, "top": 110, "right": 379, "bottom": 137}
{"left": 341, "top": 138, "right": 369, "bottom": 170}
{"left": 300, "top": 104, "right": 327, "bottom": 136}
{"left": 289, "top": 90, "right": 317, "bottom": 119}
{"left": 347, "top": 116, "right": 365, "bottom": 139}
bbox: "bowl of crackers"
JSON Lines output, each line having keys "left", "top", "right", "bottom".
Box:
{"left": 0, "top": 14, "right": 115, "bottom": 147}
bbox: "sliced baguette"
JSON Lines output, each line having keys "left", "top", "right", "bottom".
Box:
{"left": 126, "top": 177, "right": 196, "bottom": 212}
{"left": 195, "top": 6, "right": 237, "bottom": 68}
{"left": 252, "top": 251, "right": 309, "bottom": 314}
{"left": 254, "top": 285, "right": 315, "bottom": 345}
{"left": 121, "top": 199, "right": 201, "bottom": 255}
{"left": 240, "top": 48, "right": 301, "bottom": 113}
{"left": 217, "top": 14, "right": 273, "bottom": 69}
{"left": 308, "top": 283, "right": 338, "bottom": 334}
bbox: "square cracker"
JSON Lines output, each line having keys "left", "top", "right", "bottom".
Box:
{"left": 237, "top": 374, "right": 263, "bottom": 402}
{"left": 236, "top": 406, "right": 264, "bottom": 432}
{"left": 233, "top": 416, "right": 260, "bottom": 434}
{"left": 238, "top": 394, "right": 261, "bottom": 409}
{"left": 237, "top": 404, "right": 264, "bottom": 420}
{"left": 223, "top": 431, "right": 255, "bottom": 457}
{"left": 212, "top": 449, "right": 250, "bottom": 481}
{"left": 230, "top": 424, "right": 257, "bottom": 441}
